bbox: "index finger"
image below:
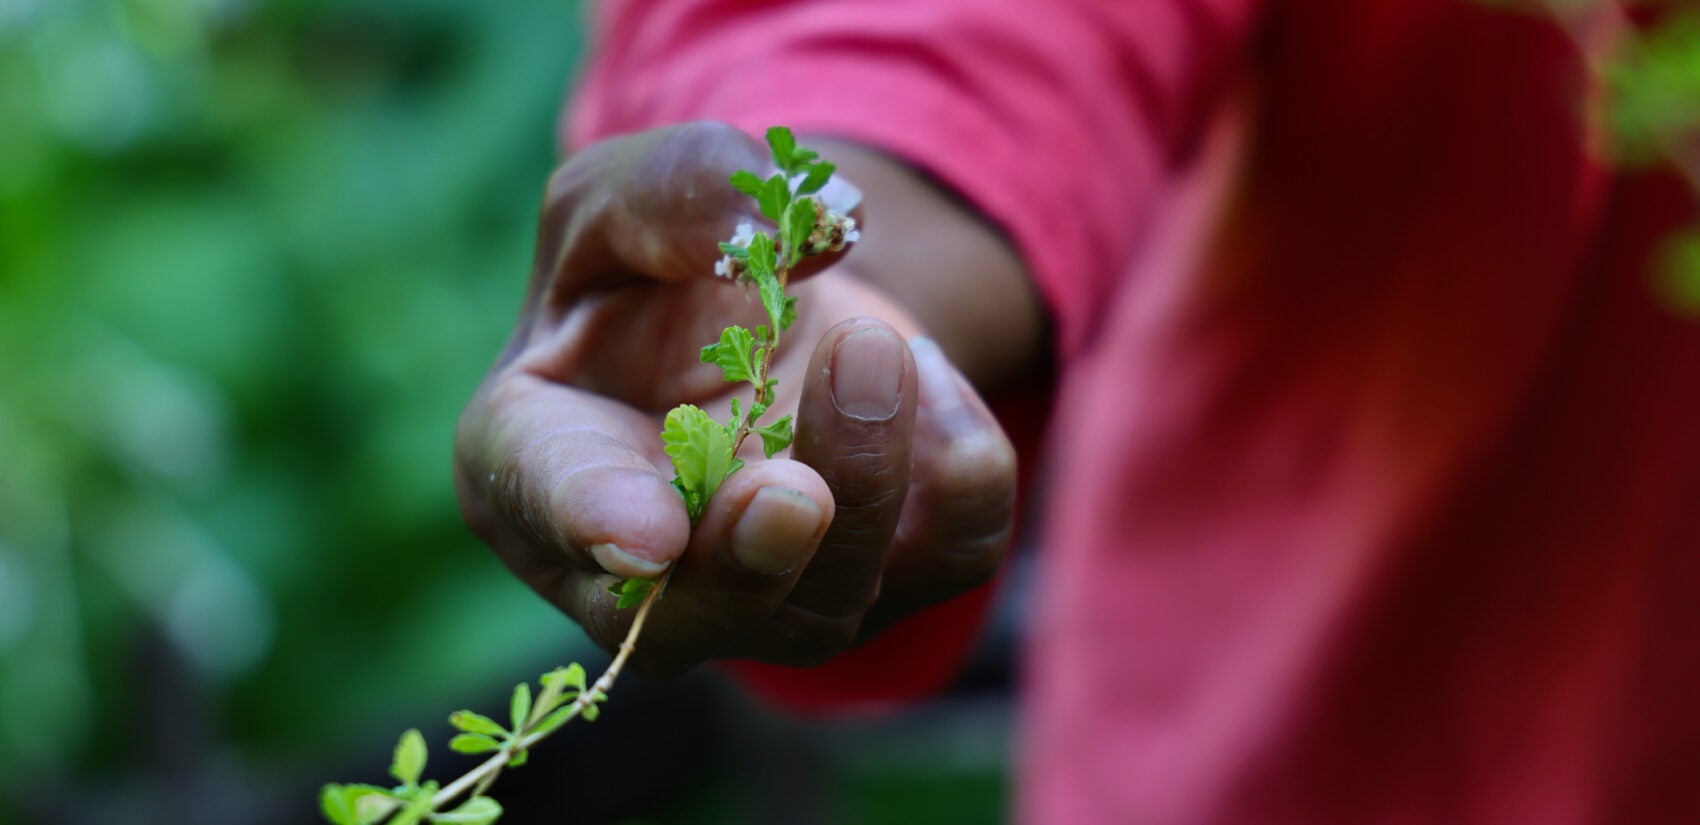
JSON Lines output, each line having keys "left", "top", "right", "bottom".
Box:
{"left": 540, "top": 122, "right": 863, "bottom": 301}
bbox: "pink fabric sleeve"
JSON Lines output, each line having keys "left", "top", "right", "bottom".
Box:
{"left": 566, "top": 0, "right": 1260, "bottom": 360}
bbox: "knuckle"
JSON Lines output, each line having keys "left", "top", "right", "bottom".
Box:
{"left": 762, "top": 605, "right": 863, "bottom": 667}
{"left": 933, "top": 428, "right": 1017, "bottom": 496}
{"left": 934, "top": 530, "right": 1010, "bottom": 595}
{"left": 544, "top": 153, "right": 600, "bottom": 216}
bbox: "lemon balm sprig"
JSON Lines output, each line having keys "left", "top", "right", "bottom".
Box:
{"left": 319, "top": 127, "right": 856, "bottom": 825}
{"left": 615, "top": 126, "right": 856, "bottom": 605}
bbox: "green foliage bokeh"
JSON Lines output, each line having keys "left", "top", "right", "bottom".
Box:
{"left": 0, "top": 0, "right": 590, "bottom": 801}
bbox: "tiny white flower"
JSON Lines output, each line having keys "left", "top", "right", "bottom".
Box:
{"left": 729, "top": 220, "right": 756, "bottom": 248}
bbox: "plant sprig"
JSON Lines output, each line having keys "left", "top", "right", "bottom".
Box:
{"left": 320, "top": 126, "right": 857, "bottom": 824}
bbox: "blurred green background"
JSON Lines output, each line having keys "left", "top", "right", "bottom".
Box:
{"left": 0, "top": 1, "right": 1014, "bottom": 822}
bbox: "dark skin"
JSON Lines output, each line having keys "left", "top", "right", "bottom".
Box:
{"left": 454, "top": 122, "right": 1043, "bottom": 679}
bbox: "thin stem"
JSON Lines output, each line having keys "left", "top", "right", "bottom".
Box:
{"left": 438, "top": 243, "right": 798, "bottom": 816}
{"left": 428, "top": 567, "right": 674, "bottom": 812}
{"left": 729, "top": 267, "right": 792, "bottom": 456}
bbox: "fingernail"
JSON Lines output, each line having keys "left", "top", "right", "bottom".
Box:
{"left": 731, "top": 487, "right": 825, "bottom": 576}
{"left": 831, "top": 328, "right": 903, "bottom": 420}
{"left": 816, "top": 175, "right": 862, "bottom": 216}
{"left": 590, "top": 542, "right": 668, "bottom": 578}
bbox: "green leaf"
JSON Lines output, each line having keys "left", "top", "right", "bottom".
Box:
{"left": 758, "top": 174, "right": 790, "bottom": 223}
{"left": 727, "top": 396, "right": 744, "bottom": 433}
{"left": 529, "top": 705, "right": 577, "bottom": 738}
{"left": 447, "top": 710, "right": 506, "bottom": 738}
{"left": 790, "top": 148, "right": 820, "bottom": 168}
{"left": 752, "top": 415, "right": 794, "bottom": 459}
{"left": 717, "top": 241, "right": 749, "bottom": 259}
{"left": 320, "top": 784, "right": 395, "bottom": 825}
{"left": 509, "top": 683, "right": 531, "bottom": 732}
{"left": 699, "top": 325, "right": 759, "bottom": 386}
{"left": 391, "top": 729, "right": 427, "bottom": 786}
{"left": 540, "top": 663, "right": 586, "bottom": 694}
{"left": 796, "top": 161, "right": 835, "bottom": 196}
{"left": 387, "top": 782, "right": 439, "bottom": 825}
{"left": 746, "top": 232, "right": 777, "bottom": 280}
{"left": 581, "top": 702, "right": 600, "bottom": 722}
{"left": 729, "top": 169, "right": 764, "bottom": 198}
{"left": 434, "top": 796, "right": 503, "bottom": 825}
{"left": 766, "top": 126, "right": 797, "bottom": 170}
{"left": 756, "top": 275, "right": 789, "bottom": 335}
{"left": 779, "top": 296, "right": 798, "bottom": 332}
{"left": 662, "top": 404, "right": 741, "bottom": 521}
{"left": 320, "top": 785, "right": 359, "bottom": 825}
{"left": 610, "top": 576, "right": 653, "bottom": 609}
{"left": 782, "top": 197, "right": 817, "bottom": 265}
{"left": 448, "top": 733, "right": 502, "bottom": 755}
{"left": 506, "top": 748, "right": 529, "bottom": 768}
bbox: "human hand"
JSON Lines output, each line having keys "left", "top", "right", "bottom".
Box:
{"left": 454, "top": 122, "right": 1018, "bottom": 678}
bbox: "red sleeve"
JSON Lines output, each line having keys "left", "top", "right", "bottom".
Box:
{"left": 565, "top": 0, "right": 1259, "bottom": 707}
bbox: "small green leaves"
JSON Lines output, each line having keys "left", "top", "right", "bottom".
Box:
{"left": 530, "top": 705, "right": 576, "bottom": 738}
{"left": 766, "top": 126, "right": 798, "bottom": 170}
{"left": 391, "top": 729, "right": 427, "bottom": 786}
{"left": 700, "top": 325, "right": 761, "bottom": 387}
{"left": 541, "top": 663, "right": 586, "bottom": 694}
{"left": 729, "top": 169, "right": 764, "bottom": 199}
{"left": 782, "top": 197, "right": 817, "bottom": 265}
{"left": 796, "top": 161, "right": 835, "bottom": 196}
{"left": 509, "top": 683, "right": 531, "bottom": 733}
{"left": 320, "top": 784, "right": 395, "bottom": 825}
{"left": 448, "top": 710, "right": 506, "bottom": 738}
{"left": 580, "top": 689, "right": 608, "bottom": 722}
{"left": 435, "top": 797, "right": 503, "bottom": 825}
{"left": 752, "top": 415, "right": 794, "bottom": 459}
{"left": 449, "top": 734, "right": 502, "bottom": 755}
{"left": 755, "top": 271, "right": 789, "bottom": 335}
{"left": 757, "top": 174, "right": 790, "bottom": 223}
{"left": 663, "top": 404, "right": 742, "bottom": 521}
{"left": 746, "top": 228, "right": 777, "bottom": 279}
{"left": 767, "top": 126, "right": 827, "bottom": 179}
{"left": 447, "top": 716, "right": 503, "bottom": 752}
{"left": 387, "top": 784, "right": 439, "bottom": 825}
{"left": 609, "top": 576, "right": 653, "bottom": 609}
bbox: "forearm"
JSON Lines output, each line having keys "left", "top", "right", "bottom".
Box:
{"left": 804, "top": 139, "right": 1048, "bottom": 391}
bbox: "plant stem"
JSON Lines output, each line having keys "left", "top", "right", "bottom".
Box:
{"left": 730, "top": 268, "right": 791, "bottom": 456}
{"left": 428, "top": 567, "right": 674, "bottom": 812}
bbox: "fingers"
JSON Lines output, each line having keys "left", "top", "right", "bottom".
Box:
{"left": 569, "top": 459, "right": 836, "bottom": 679}
{"left": 871, "top": 337, "right": 1016, "bottom": 629}
{"left": 454, "top": 370, "right": 691, "bottom": 581}
{"left": 783, "top": 319, "right": 919, "bottom": 622}
{"left": 539, "top": 122, "right": 863, "bottom": 302}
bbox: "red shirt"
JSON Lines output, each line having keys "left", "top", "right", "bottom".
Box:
{"left": 568, "top": 1, "right": 1700, "bottom": 821}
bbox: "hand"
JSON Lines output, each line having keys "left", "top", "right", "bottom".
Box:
{"left": 454, "top": 122, "right": 1022, "bottom": 678}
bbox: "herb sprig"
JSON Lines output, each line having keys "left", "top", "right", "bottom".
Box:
{"left": 319, "top": 127, "right": 856, "bottom": 824}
